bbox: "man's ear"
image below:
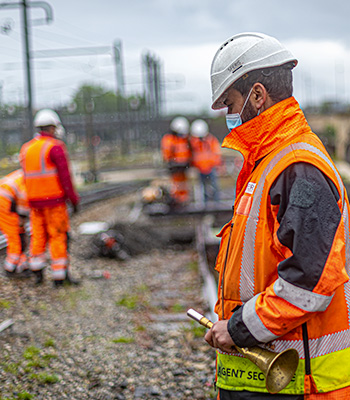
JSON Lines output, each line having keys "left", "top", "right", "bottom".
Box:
{"left": 251, "top": 82, "right": 267, "bottom": 111}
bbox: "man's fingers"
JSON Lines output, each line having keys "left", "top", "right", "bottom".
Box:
{"left": 204, "top": 329, "right": 213, "bottom": 346}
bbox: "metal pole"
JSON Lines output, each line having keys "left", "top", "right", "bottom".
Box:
{"left": 21, "top": 0, "right": 34, "bottom": 141}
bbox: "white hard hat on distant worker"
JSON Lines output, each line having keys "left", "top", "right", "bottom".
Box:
{"left": 34, "top": 108, "right": 66, "bottom": 139}
{"left": 190, "top": 119, "right": 209, "bottom": 138}
{"left": 170, "top": 116, "right": 190, "bottom": 136}
{"left": 210, "top": 32, "right": 298, "bottom": 110}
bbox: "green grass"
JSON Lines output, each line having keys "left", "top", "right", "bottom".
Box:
{"left": 111, "top": 336, "right": 135, "bottom": 344}
{"left": 22, "top": 346, "right": 40, "bottom": 360}
{"left": 17, "top": 393, "right": 34, "bottom": 400}
{"left": 0, "top": 392, "right": 35, "bottom": 400}
{"left": 44, "top": 338, "right": 56, "bottom": 348}
{"left": 29, "top": 372, "right": 59, "bottom": 384}
{"left": 115, "top": 294, "right": 138, "bottom": 310}
{"left": 171, "top": 303, "right": 186, "bottom": 313}
{"left": 0, "top": 299, "right": 12, "bottom": 309}
{"left": 3, "top": 362, "right": 20, "bottom": 375}
{"left": 183, "top": 322, "right": 207, "bottom": 338}
{"left": 186, "top": 260, "right": 199, "bottom": 272}
{"left": 134, "top": 325, "right": 146, "bottom": 332}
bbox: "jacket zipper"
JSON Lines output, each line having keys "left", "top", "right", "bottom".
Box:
{"left": 302, "top": 322, "right": 311, "bottom": 375}
{"left": 221, "top": 221, "right": 234, "bottom": 320}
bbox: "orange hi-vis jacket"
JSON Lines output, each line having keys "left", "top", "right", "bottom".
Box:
{"left": 20, "top": 135, "right": 65, "bottom": 203}
{"left": 215, "top": 97, "right": 350, "bottom": 395}
{"left": 190, "top": 134, "right": 222, "bottom": 175}
{"left": 161, "top": 133, "right": 191, "bottom": 166}
{"left": 0, "top": 169, "right": 29, "bottom": 216}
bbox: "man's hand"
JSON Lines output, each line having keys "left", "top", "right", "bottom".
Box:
{"left": 204, "top": 320, "right": 238, "bottom": 353}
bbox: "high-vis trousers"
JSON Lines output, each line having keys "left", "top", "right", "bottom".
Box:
{"left": 0, "top": 209, "right": 27, "bottom": 272}
{"left": 170, "top": 170, "right": 189, "bottom": 204}
{"left": 29, "top": 203, "right": 69, "bottom": 280}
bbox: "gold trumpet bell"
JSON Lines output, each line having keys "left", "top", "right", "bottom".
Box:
{"left": 186, "top": 309, "right": 300, "bottom": 394}
{"left": 240, "top": 346, "right": 300, "bottom": 394}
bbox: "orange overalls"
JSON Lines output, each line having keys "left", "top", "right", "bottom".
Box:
{"left": 190, "top": 134, "right": 222, "bottom": 175}
{"left": 161, "top": 133, "right": 191, "bottom": 204}
{"left": 20, "top": 136, "right": 71, "bottom": 280}
{"left": 0, "top": 169, "right": 29, "bottom": 272}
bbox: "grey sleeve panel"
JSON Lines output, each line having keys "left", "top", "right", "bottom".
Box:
{"left": 227, "top": 306, "right": 262, "bottom": 348}
{"left": 270, "top": 162, "right": 341, "bottom": 291}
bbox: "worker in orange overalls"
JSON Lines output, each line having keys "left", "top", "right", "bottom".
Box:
{"left": 0, "top": 169, "right": 30, "bottom": 278}
{"left": 160, "top": 116, "right": 191, "bottom": 206}
{"left": 20, "top": 109, "right": 80, "bottom": 287}
{"left": 204, "top": 33, "right": 350, "bottom": 399}
{"left": 190, "top": 119, "right": 223, "bottom": 204}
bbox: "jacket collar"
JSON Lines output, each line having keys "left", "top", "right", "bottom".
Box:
{"left": 221, "top": 97, "right": 310, "bottom": 196}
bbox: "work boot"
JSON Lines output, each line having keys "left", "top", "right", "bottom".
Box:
{"left": 33, "top": 269, "right": 44, "bottom": 285}
{"left": 3, "top": 269, "right": 32, "bottom": 279}
{"left": 53, "top": 271, "right": 80, "bottom": 288}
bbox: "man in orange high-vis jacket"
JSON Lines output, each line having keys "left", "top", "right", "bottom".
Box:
{"left": 0, "top": 169, "right": 30, "bottom": 278}
{"left": 190, "top": 119, "right": 223, "bottom": 204}
{"left": 204, "top": 33, "right": 350, "bottom": 399}
{"left": 20, "top": 108, "right": 80, "bottom": 287}
{"left": 161, "top": 116, "right": 192, "bottom": 206}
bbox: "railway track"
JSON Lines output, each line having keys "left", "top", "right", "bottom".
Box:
{"left": 0, "top": 180, "right": 149, "bottom": 251}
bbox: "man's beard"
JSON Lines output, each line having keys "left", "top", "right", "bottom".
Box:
{"left": 241, "top": 100, "right": 258, "bottom": 124}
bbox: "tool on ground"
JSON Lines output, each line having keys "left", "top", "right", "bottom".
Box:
{"left": 187, "top": 308, "right": 299, "bottom": 394}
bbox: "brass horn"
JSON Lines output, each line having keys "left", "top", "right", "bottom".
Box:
{"left": 187, "top": 308, "right": 299, "bottom": 394}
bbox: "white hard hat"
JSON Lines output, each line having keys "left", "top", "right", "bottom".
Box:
{"left": 34, "top": 108, "right": 62, "bottom": 127}
{"left": 210, "top": 32, "right": 298, "bottom": 109}
{"left": 34, "top": 108, "right": 65, "bottom": 138}
{"left": 170, "top": 116, "right": 189, "bottom": 136}
{"left": 191, "top": 119, "right": 209, "bottom": 138}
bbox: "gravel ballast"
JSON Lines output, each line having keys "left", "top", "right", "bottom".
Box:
{"left": 0, "top": 194, "right": 217, "bottom": 399}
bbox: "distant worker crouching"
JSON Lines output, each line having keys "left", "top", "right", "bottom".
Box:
{"left": 160, "top": 116, "right": 191, "bottom": 206}
{"left": 190, "top": 119, "right": 223, "bottom": 204}
{"left": 0, "top": 169, "right": 30, "bottom": 278}
{"left": 20, "top": 108, "right": 80, "bottom": 287}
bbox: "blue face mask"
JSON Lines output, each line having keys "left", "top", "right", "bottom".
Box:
{"left": 226, "top": 113, "right": 242, "bottom": 131}
{"left": 226, "top": 87, "right": 254, "bottom": 132}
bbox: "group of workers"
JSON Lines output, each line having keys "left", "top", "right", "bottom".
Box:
{"left": 1, "top": 30, "right": 350, "bottom": 399}
{"left": 0, "top": 108, "right": 79, "bottom": 287}
{"left": 161, "top": 117, "right": 223, "bottom": 206}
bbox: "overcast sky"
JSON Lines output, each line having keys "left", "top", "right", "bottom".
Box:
{"left": 1, "top": 0, "right": 350, "bottom": 116}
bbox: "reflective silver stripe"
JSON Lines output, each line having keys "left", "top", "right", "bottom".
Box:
{"left": 24, "top": 169, "right": 57, "bottom": 178}
{"left": 273, "top": 277, "right": 333, "bottom": 312}
{"left": 242, "top": 294, "right": 279, "bottom": 343}
{"left": 240, "top": 142, "right": 346, "bottom": 302}
{"left": 52, "top": 258, "right": 68, "bottom": 266}
{"left": 274, "top": 329, "right": 350, "bottom": 359}
{"left": 29, "top": 254, "right": 46, "bottom": 270}
{"left": 0, "top": 188, "right": 13, "bottom": 201}
{"left": 52, "top": 269, "right": 66, "bottom": 280}
{"left": 343, "top": 202, "right": 350, "bottom": 327}
{"left": 239, "top": 141, "right": 350, "bottom": 349}
{"left": 16, "top": 206, "right": 29, "bottom": 215}
{"left": 5, "top": 254, "right": 20, "bottom": 272}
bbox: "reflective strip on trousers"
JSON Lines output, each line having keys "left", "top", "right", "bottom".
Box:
{"left": 239, "top": 142, "right": 350, "bottom": 354}
{"left": 29, "top": 254, "right": 46, "bottom": 271}
{"left": 51, "top": 269, "right": 66, "bottom": 280}
{"left": 4, "top": 254, "right": 20, "bottom": 272}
